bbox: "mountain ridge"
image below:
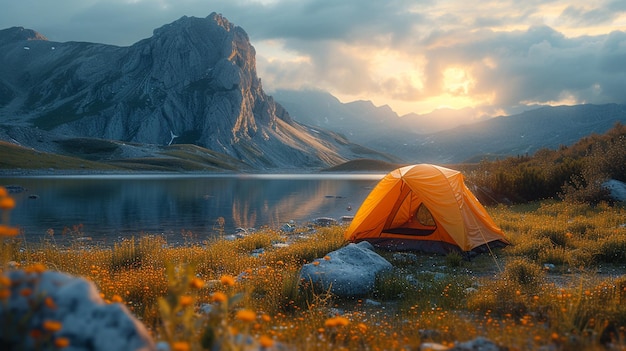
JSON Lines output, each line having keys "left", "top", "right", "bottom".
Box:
{"left": 273, "top": 89, "right": 626, "bottom": 163}
{"left": 0, "top": 14, "right": 396, "bottom": 170}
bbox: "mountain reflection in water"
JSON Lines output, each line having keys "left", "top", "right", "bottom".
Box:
{"left": 1, "top": 174, "right": 383, "bottom": 245}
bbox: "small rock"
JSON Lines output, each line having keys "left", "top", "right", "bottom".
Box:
{"left": 312, "top": 217, "right": 338, "bottom": 226}
{"left": 364, "top": 299, "right": 381, "bottom": 306}
{"left": 603, "top": 179, "right": 626, "bottom": 202}
{"left": 543, "top": 263, "right": 556, "bottom": 271}
{"left": 420, "top": 342, "right": 449, "bottom": 351}
{"left": 464, "top": 287, "right": 478, "bottom": 294}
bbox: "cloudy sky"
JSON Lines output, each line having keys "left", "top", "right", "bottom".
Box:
{"left": 2, "top": 0, "right": 626, "bottom": 117}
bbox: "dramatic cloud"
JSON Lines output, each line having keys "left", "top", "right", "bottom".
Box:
{"left": 1, "top": 0, "right": 625, "bottom": 116}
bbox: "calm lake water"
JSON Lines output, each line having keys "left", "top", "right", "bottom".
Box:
{"left": 0, "top": 173, "right": 384, "bottom": 245}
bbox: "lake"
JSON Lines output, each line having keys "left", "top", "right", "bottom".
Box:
{"left": 0, "top": 173, "right": 384, "bottom": 246}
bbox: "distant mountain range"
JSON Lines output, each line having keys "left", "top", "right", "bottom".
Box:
{"left": 1, "top": 14, "right": 625, "bottom": 171}
{"left": 274, "top": 89, "right": 626, "bottom": 163}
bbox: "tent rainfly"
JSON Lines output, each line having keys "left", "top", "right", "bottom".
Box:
{"left": 345, "top": 164, "right": 510, "bottom": 254}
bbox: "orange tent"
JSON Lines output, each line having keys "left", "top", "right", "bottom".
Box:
{"left": 345, "top": 164, "right": 509, "bottom": 254}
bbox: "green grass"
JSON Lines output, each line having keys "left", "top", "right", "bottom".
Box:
{"left": 0, "top": 140, "right": 248, "bottom": 172}
{"left": 2, "top": 200, "right": 626, "bottom": 350}
{"left": 0, "top": 141, "right": 121, "bottom": 171}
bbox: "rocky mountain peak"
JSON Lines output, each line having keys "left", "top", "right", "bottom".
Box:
{"left": 0, "top": 27, "right": 47, "bottom": 44}
{"left": 0, "top": 14, "right": 386, "bottom": 169}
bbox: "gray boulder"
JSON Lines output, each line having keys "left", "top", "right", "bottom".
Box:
{"left": 299, "top": 241, "right": 392, "bottom": 297}
{"left": 0, "top": 269, "right": 155, "bottom": 351}
{"left": 603, "top": 179, "right": 626, "bottom": 202}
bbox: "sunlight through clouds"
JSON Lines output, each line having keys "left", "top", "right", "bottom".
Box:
{"left": 1, "top": 0, "right": 625, "bottom": 116}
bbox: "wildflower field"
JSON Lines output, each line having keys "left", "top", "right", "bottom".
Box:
{"left": 1, "top": 184, "right": 626, "bottom": 350}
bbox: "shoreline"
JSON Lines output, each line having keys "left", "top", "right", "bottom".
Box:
{"left": 0, "top": 167, "right": 388, "bottom": 178}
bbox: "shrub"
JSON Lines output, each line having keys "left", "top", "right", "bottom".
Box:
{"left": 502, "top": 258, "right": 545, "bottom": 292}
{"left": 538, "top": 247, "right": 571, "bottom": 266}
{"left": 444, "top": 251, "right": 464, "bottom": 267}
{"left": 594, "top": 234, "right": 626, "bottom": 263}
{"left": 507, "top": 237, "right": 552, "bottom": 261}
{"left": 466, "top": 278, "right": 529, "bottom": 318}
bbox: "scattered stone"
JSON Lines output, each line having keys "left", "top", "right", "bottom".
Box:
{"left": 280, "top": 223, "right": 295, "bottom": 232}
{"left": 3, "top": 184, "right": 25, "bottom": 193}
{"left": 0, "top": 270, "right": 156, "bottom": 351}
{"left": 464, "top": 287, "right": 478, "bottom": 294}
{"left": 234, "top": 227, "right": 249, "bottom": 236}
{"left": 299, "top": 241, "right": 392, "bottom": 297}
{"left": 543, "top": 263, "right": 556, "bottom": 271}
{"left": 603, "top": 179, "right": 626, "bottom": 202}
{"left": 364, "top": 298, "right": 382, "bottom": 306}
{"left": 340, "top": 216, "right": 354, "bottom": 223}
{"left": 312, "top": 217, "right": 338, "bottom": 226}
{"left": 420, "top": 342, "right": 449, "bottom": 351}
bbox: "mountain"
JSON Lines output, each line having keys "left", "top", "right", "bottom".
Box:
{"left": 0, "top": 15, "right": 394, "bottom": 170}
{"left": 272, "top": 89, "right": 404, "bottom": 140}
{"left": 272, "top": 89, "right": 487, "bottom": 136}
{"left": 274, "top": 89, "right": 626, "bottom": 164}
{"left": 376, "top": 103, "right": 626, "bottom": 163}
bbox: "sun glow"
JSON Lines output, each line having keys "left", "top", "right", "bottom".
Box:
{"left": 371, "top": 50, "right": 426, "bottom": 92}
{"left": 442, "top": 67, "right": 474, "bottom": 95}
{"left": 520, "top": 92, "right": 583, "bottom": 107}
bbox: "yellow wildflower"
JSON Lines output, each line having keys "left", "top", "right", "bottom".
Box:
{"left": 189, "top": 277, "right": 204, "bottom": 289}
{"left": 220, "top": 275, "right": 236, "bottom": 286}
{"left": 210, "top": 291, "right": 227, "bottom": 303}
{"left": 0, "top": 196, "right": 15, "bottom": 210}
{"left": 172, "top": 341, "right": 190, "bottom": 351}
{"left": 54, "top": 337, "right": 70, "bottom": 348}
{"left": 0, "top": 225, "right": 19, "bottom": 237}
{"left": 44, "top": 297, "right": 57, "bottom": 309}
{"left": 236, "top": 309, "right": 256, "bottom": 323}
{"left": 43, "top": 320, "right": 63, "bottom": 332}
{"left": 259, "top": 335, "right": 274, "bottom": 348}
{"left": 0, "top": 275, "right": 10, "bottom": 287}
{"left": 325, "top": 316, "right": 350, "bottom": 327}
{"left": 179, "top": 295, "right": 193, "bottom": 307}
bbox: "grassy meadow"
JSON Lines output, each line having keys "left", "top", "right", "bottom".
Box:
{"left": 2, "top": 193, "right": 626, "bottom": 350}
